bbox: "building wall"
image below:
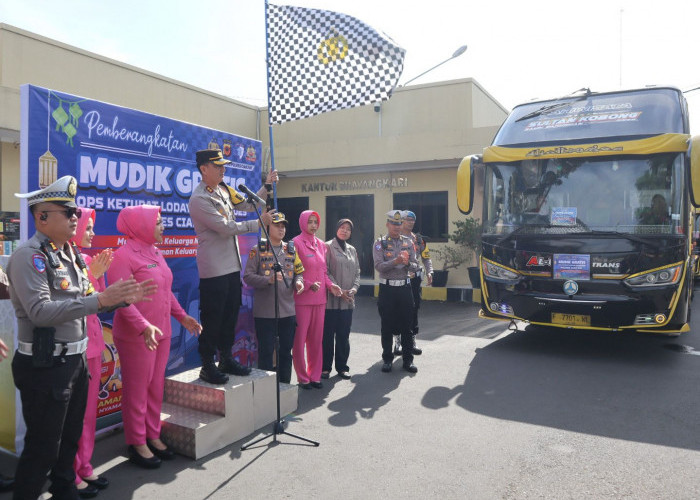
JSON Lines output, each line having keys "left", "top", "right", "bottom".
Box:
{"left": 0, "top": 23, "right": 508, "bottom": 286}
{"left": 0, "top": 24, "right": 260, "bottom": 211}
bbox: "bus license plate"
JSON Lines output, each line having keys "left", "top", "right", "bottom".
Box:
{"left": 552, "top": 313, "right": 591, "bottom": 327}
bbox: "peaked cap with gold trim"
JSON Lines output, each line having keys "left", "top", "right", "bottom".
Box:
{"left": 15, "top": 175, "right": 78, "bottom": 207}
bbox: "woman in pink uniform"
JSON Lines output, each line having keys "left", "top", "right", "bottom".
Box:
{"left": 71, "top": 208, "right": 113, "bottom": 496}
{"left": 109, "top": 205, "right": 202, "bottom": 469}
{"left": 292, "top": 210, "right": 341, "bottom": 389}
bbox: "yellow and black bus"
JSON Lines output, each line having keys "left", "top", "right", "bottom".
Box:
{"left": 458, "top": 86, "right": 700, "bottom": 334}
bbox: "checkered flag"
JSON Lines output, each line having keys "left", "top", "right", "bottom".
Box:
{"left": 266, "top": 3, "right": 405, "bottom": 124}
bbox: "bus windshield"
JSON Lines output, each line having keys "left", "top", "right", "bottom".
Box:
{"left": 483, "top": 153, "right": 684, "bottom": 237}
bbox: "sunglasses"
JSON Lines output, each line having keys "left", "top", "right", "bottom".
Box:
{"left": 42, "top": 207, "right": 81, "bottom": 219}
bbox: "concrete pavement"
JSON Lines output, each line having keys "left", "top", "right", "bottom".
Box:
{"left": 3, "top": 295, "right": 700, "bottom": 499}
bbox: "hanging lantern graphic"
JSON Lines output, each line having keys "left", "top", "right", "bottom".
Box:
{"left": 38, "top": 150, "right": 58, "bottom": 188}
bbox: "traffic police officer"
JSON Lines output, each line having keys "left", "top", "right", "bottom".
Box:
{"left": 393, "top": 210, "right": 434, "bottom": 356}
{"left": 373, "top": 210, "right": 420, "bottom": 373}
{"left": 189, "top": 149, "right": 277, "bottom": 384}
{"left": 8, "top": 176, "right": 150, "bottom": 500}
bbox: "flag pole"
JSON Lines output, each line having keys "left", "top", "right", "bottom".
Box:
{"left": 242, "top": 1, "right": 321, "bottom": 451}
{"left": 264, "top": 0, "right": 278, "bottom": 210}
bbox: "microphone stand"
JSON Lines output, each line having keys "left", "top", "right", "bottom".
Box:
{"left": 241, "top": 196, "right": 319, "bottom": 449}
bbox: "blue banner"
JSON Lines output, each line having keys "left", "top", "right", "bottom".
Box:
{"left": 20, "top": 84, "right": 262, "bottom": 418}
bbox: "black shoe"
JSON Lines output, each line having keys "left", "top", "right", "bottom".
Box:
{"left": 219, "top": 357, "right": 252, "bottom": 376}
{"left": 310, "top": 381, "right": 323, "bottom": 389}
{"left": 411, "top": 335, "right": 422, "bottom": 355}
{"left": 82, "top": 475, "right": 109, "bottom": 489}
{"left": 128, "top": 445, "right": 162, "bottom": 469}
{"left": 148, "top": 440, "right": 176, "bottom": 460}
{"left": 199, "top": 364, "right": 229, "bottom": 384}
{"left": 299, "top": 382, "right": 312, "bottom": 390}
{"left": 337, "top": 371, "right": 351, "bottom": 380}
{"left": 0, "top": 475, "right": 14, "bottom": 492}
{"left": 77, "top": 484, "right": 100, "bottom": 499}
{"left": 381, "top": 362, "right": 392, "bottom": 373}
{"left": 403, "top": 363, "right": 418, "bottom": 373}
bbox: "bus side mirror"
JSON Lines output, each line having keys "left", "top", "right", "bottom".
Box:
{"left": 690, "top": 136, "right": 700, "bottom": 207}
{"left": 457, "top": 154, "right": 482, "bottom": 215}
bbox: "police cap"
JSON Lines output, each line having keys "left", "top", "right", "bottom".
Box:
{"left": 386, "top": 210, "right": 403, "bottom": 225}
{"left": 15, "top": 175, "right": 78, "bottom": 208}
{"left": 196, "top": 149, "right": 231, "bottom": 167}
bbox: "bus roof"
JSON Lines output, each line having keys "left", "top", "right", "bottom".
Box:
{"left": 493, "top": 87, "right": 687, "bottom": 148}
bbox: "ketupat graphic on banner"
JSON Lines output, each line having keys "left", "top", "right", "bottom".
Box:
{"left": 266, "top": 2, "right": 405, "bottom": 124}
{"left": 3, "top": 84, "right": 263, "bottom": 455}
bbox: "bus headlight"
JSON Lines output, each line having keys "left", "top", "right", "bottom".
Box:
{"left": 624, "top": 263, "right": 682, "bottom": 288}
{"left": 482, "top": 260, "right": 520, "bottom": 282}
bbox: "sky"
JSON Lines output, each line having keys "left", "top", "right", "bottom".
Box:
{"left": 2, "top": 0, "right": 700, "bottom": 131}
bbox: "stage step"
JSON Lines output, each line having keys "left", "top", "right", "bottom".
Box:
{"left": 160, "top": 368, "right": 298, "bottom": 459}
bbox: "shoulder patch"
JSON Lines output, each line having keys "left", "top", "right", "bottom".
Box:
{"left": 32, "top": 254, "right": 47, "bottom": 273}
{"left": 375, "top": 243, "right": 382, "bottom": 251}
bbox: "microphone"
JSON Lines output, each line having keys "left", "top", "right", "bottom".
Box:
{"left": 238, "top": 184, "right": 265, "bottom": 205}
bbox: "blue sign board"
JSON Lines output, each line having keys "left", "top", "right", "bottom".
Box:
{"left": 20, "top": 84, "right": 262, "bottom": 385}
{"left": 553, "top": 253, "right": 590, "bottom": 280}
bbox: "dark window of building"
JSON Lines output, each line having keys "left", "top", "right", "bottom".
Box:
{"left": 325, "top": 194, "right": 374, "bottom": 277}
{"left": 393, "top": 191, "right": 448, "bottom": 242}
{"left": 276, "top": 197, "right": 309, "bottom": 239}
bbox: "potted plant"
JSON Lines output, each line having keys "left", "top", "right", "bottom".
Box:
{"left": 432, "top": 218, "right": 482, "bottom": 287}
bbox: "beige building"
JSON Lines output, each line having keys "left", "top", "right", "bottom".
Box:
{"left": 0, "top": 23, "right": 508, "bottom": 287}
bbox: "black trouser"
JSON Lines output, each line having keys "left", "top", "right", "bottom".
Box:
{"left": 377, "top": 283, "right": 414, "bottom": 365}
{"left": 322, "top": 309, "right": 353, "bottom": 373}
{"left": 198, "top": 272, "right": 242, "bottom": 361}
{"left": 410, "top": 275, "right": 423, "bottom": 335}
{"left": 12, "top": 352, "right": 88, "bottom": 500}
{"left": 254, "top": 316, "right": 296, "bottom": 384}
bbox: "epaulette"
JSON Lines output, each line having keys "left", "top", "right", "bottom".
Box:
{"left": 258, "top": 237, "right": 270, "bottom": 252}
{"left": 380, "top": 235, "right": 388, "bottom": 249}
{"left": 287, "top": 240, "right": 295, "bottom": 256}
{"left": 40, "top": 239, "right": 61, "bottom": 269}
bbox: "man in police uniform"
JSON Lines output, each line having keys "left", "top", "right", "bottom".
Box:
{"left": 373, "top": 210, "right": 420, "bottom": 373}
{"left": 8, "top": 176, "right": 153, "bottom": 500}
{"left": 189, "top": 149, "right": 277, "bottom": 384}
{"left": 393, "top": 210, "right": 434, "bottom": 357}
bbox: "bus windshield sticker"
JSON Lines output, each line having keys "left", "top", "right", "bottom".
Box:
{"left": 553, "top": 254, "right": 590, "bottom": 280}
{"left": 551, "top": 207, "right": 577, "bottom": 226}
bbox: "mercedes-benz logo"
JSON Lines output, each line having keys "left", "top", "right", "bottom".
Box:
{"left": 563, "top": 280, "right": 579, "bottom": 296}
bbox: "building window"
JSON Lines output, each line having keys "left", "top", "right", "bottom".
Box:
{"left": 277, "top": 197, "right": 309, "bottom": 238}
{"left": 393, "top": 191, "right": 448, "bottom": 242}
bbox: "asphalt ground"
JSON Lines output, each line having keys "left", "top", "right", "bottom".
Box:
{"left": 2, "top": 295, "right": 700, "bottom": 499}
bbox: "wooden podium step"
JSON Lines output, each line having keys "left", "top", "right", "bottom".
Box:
{"left": 160, "top": 368, "right": 298, "bottom": 459}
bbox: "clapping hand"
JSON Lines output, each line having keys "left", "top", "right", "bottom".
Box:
{"left": 88, "top": 248, "right": 113, "bottom": 279}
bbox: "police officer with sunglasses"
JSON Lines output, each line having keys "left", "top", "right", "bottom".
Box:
{"left": 8, "top": 176, "right": 155, "bottom": 500}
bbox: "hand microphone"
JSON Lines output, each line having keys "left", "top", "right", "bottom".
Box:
{"left": 238, "top": 184, "right": 265, "bottom": 205}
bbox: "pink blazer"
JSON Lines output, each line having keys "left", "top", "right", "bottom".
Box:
{"left": 293, "top": 210, "right": 334, "bottom": 306}
{"left": 70, "top": 208, "right": 106, "bottom": 359}
{"left": 108, "top": 206, "right": 187, "bottom": 343}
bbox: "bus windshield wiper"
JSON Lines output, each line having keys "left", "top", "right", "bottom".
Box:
{"left": 496, "top": 224, "right": 552, "bottom": 246}
{"left": 515, "top": 89, "right": 591, "bottom": 122}
{"left": 583, "top": 229, "right": 663, "bottom": 249}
